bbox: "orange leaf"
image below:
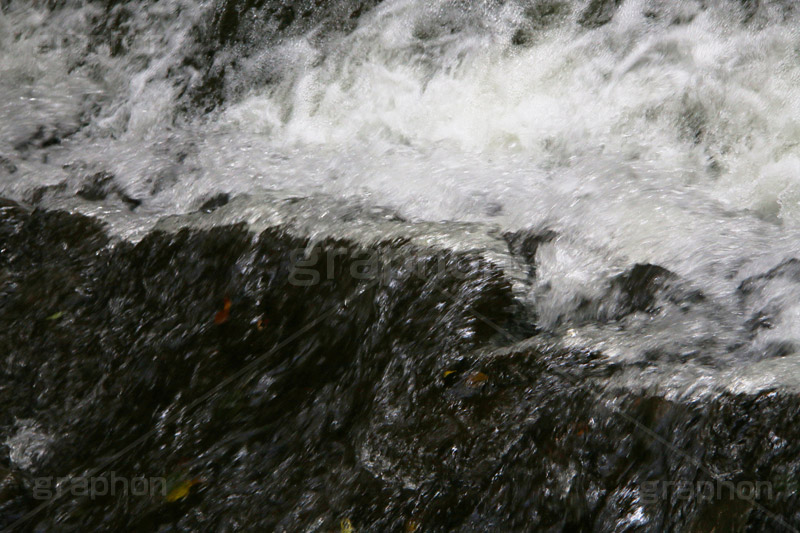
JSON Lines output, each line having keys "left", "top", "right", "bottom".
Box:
{"left": 466, "top": 371, "right": 489, "bottom": 387}
{"left": 214, "top": 297, "right": 231, "bottom": 325}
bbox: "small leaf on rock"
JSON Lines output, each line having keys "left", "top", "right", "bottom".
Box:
{"left": 466, "top": 371, "right": 488, "bottom": 387}
{"left": 166, "top": 478, "right": 200, "bottom": 502}
{"left": 214, "top": 297, "right": 232, "bottom": 325}
{"left": 46, "top": 311, "right": 64, "bottom": 321}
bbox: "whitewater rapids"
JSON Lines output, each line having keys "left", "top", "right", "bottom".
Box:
{"left": 2, "top": 0, "right": 800, "bottom": 394}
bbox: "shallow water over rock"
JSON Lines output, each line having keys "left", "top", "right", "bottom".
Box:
{"left": 0, "top": 201, "right": 798, "bottom": 531}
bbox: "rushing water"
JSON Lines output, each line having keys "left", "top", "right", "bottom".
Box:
{"left": 3, "top": 1, "right": 800, "bottom": 530}
{"left": 4, "top": 0, "right": 800, "bottom": 390}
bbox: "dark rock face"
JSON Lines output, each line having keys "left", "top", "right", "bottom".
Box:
{"left": 610, "top": 263, "right": 676, "bottom": 313}
{"left": 578, "top": 0, "right": 623, "bottom": 28}
{"left": 211, "top": 0, "right": 383, "bottom": 45}
{"left": 11, "top": 124, "right": 75, "bottom": 154}
{"left": 75, "top": 171, "right": 141, "bottom": 209}
{"left": 503, "top": 228, "right": 556, "bottom": 278}
{"left": 76, "top": 171, "right": 115, "bottom": 201}
{"left": 739, "top": 258, "right": 800, "bottom": 297}
{"left": 512, "top": 0, "right": 571, "bottom": 46}
{"left": 607, "top": 263, "right": 705, "bottom": 320}
{"left": 0, "top": 156, "right": 16, "bottom": 175}
{"left": 739, "top": 258, "right": 800, "bottom": 340}
{"left": 197, "top": 192, "right": 231, "bottom": 213}
{"left": 26, "top": 183, "right": 67, "bottom": 206}
{"left": 0, "top": 202, "right": 799, "bottom": 531}
{"left": 0, "top": 201, "right": 514, "bottom": 529}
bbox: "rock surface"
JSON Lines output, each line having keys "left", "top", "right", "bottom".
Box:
{"left": 0, "top": 200, "right": 798, "bottom": 530}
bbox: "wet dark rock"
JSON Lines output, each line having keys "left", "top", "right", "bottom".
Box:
{"left": 0, "top": 198, "right": 28, "bottom": 240}
{"left": 679, "top": 95, "right": 708, "bottom": 145}
{"left": 0, "top": 465, "right": 26, "bottom": 530}
{"left": 76, "top": 171, "right": 114, "bottom": 201}
{"left": 739, "top": 257, "right": 800, "bottom": 296}
{"left": 88, "top": 3, "right": 135, "bottom": 57}
{"left": 502, "top": 228, "right": 556, "bottom": 278}
{"left": 745, "top": 309, "right": 775, "bottom": 334}
{"left": 183, "top": 0, "right": 386, "bottom": 111}
{"left": 763, "top": 340, "right": 795, "bottom": 358}
{"left": 740, "top": 0, "right": 760, "bottom": 23}
{"left": 147, "top": 169, "right": 180, "bottom": 196}
{"left": 610, "top": 263, "right": 676, "bottom": 314}
{"left": 0, "top": 155, "right": 17, "bottom": 174}
{"left": 198, "top": 193, "right": 231, "bottom": 213}
{"left": 526, "top": 0, "right": 571, "bottom": 27}
{"left": 27, "top": 182, "right": 67, "bottom": 206}
{"left": 512, "top": 0, "right": 571, "bottom": 45}
{"left": 0, "top": 206, "right": 109, "bottom": 322}
{"left": 511, "top": 27, "right": 533, "bottom": 46}
{"left": 1, "top": 202, "right": 799, "bottom": 531}
{"left": 12, "top": 124, "right": 72, "bottom": 153}
{"left": 738, "top": 258, "right": 800, "bottom": 339}
{"left": 76, "top": 171, "right": 141, "bottom": 210}
{"left": 118, "top": 189, "right": 144, "bottom": 210}
{"left": 578, "top": 0, "right": 623, "bottom": 28}
{"left": 211, "top": 0, "right": 383, "bottom": 45}
{"left": 607, "top": 263, "right": 705, "bottom": 319}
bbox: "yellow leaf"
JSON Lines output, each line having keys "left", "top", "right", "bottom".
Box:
{"left": 443, "top": 370, "right": 456, "bottom": 378}
{"left": 46, "top": 311, "right": 63, "bottom": 321}
{"left": 166, "top": 478, "right": 199, "bottom": 502}
{"left": 340, "top": 517, "right": 355, "bottom": 533}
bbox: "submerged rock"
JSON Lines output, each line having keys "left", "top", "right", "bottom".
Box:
{"left": 183, "top": 0, "right": 387, "bottom": 111}
{"left": 0, "top": 155, "right": 16, "bottom": 175}
{"left": 76, "top": 171, "right": 142, "bottom": 210}
{"left": 578, "top": 0, "right": 623, "bottom": 28}
{"left": 607, "top": 263, "right": 705, "bottom": 319}
{"left": 197, "top": 192, "right": 230, "bottom": 213}
{"left": 27, "top": 182, "right": 67, "bottom": 206}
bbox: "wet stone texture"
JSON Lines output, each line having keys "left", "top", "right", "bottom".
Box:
{"left": 0, "top": 200, "right": 799, "bottom": 531}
